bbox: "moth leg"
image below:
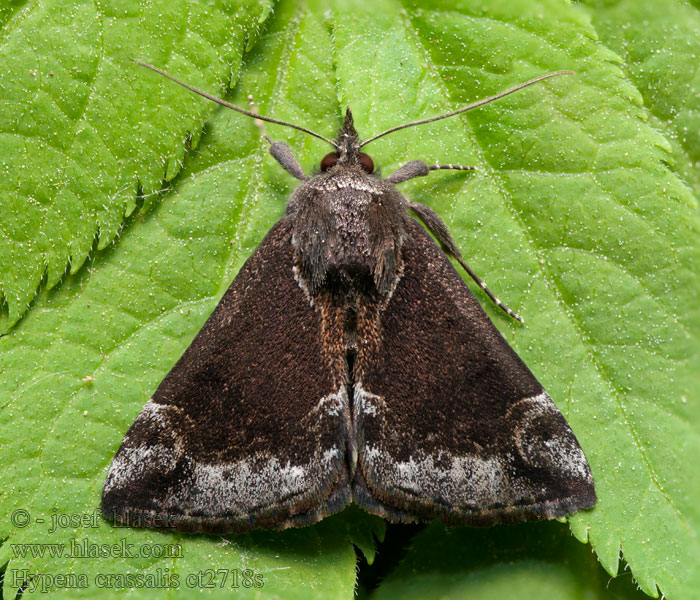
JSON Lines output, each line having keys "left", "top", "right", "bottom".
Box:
{"left": 385, "top": 160, "right": 476, "bottom": 184}
{"left": 408, "top": 200, "right": 524, "bottom": 323}
{"left": 247, "top": 93, "right": 308, "bottom": 181}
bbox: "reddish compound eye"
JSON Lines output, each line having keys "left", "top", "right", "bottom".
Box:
{"left": 320, "top": 152, "right": 339, "bottom": 171}
{"left": 358, "top": 153, "right": 374, "bottom": 174}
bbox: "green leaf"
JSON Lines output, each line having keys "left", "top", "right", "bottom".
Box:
{"left": 0, "top": 0, "right": 272, "bottom": 331}
{"left": 371, "top": 521, "right": 649, "bottom": 600}
{"left": 1, "top": 0, "right": 699, "bottom": 598}
{"left": 581, "top": 0, "right": 700, "bottom": 199}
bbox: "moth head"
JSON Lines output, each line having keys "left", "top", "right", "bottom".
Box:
{"left": 134, "top": 62, "right": 573, "bottom": 178}
{"left": 322, "top": 109, "right": 374, "bottom": 174}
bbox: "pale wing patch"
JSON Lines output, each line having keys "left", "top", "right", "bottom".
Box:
{"left": 358, "top": 392, "right": 592, "bottom": 508}
{"left": 316, "top": 388, "right": 348, "bottom": 417}
{"left": 104, "top": 398, "right": 346, "bottom": 518}
{"left": 509, "top": 392, "right": 592, "bottom": 481}
{"left": 103, "top": 441, "right": 176, "bottom": 494}
{"left": 354, "top": 382, "right": 385, "bottom": 417}
{"left": 362, "top": 446, "right": 517, "bottom": 506}
{"left": 173, "top": 447, "right": 341, "bottom": 514}
{"left": 103, "top": 401, "right": 176, "bottom": 494}
{"left": 292, "top": 263, "right": 314, "bottom": 306}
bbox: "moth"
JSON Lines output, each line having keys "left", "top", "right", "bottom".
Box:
{"left": 101, "top": 64, "right": 596, "bottom": 532}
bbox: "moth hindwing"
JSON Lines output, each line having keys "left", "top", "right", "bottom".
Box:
{"left": 101, "top": 67, "right": 595, "bottom": 532}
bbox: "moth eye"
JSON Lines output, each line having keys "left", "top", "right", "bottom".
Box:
{"left": 358, "top": 153, "right": 374, "bottom": 174}
{"left": 321, "top": 152, "right": 339, "bottom": 171}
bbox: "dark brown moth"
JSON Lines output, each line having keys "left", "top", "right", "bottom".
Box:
{"left": 101, "top": 65, "right": 596, "bottom": 532}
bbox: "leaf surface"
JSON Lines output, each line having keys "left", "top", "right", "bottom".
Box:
{"left": 1, "top": 0, "right": 698, "bottom": 598}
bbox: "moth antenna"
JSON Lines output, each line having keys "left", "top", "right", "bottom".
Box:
{"left": 360, "top": 70, "right": 574, "bottom": 148}
{"left": 135, "top": 61, "right": 340, "bottom": 149}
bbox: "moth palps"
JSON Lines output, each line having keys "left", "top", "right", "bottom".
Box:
{"left": 101, "top": 65, "right": 596, "bottom": 533}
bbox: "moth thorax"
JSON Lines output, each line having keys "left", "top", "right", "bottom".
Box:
{"left": 291, "top": 172, "right": 405, "bottom": 297}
